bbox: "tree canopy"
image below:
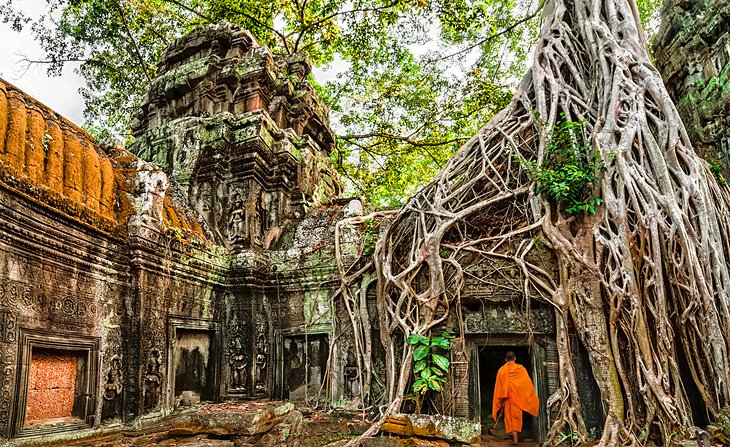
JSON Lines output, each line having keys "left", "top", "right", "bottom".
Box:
{"left": 1, "top": 0, "right": 661, "bottom": 205}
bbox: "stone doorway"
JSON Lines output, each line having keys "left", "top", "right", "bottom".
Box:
{"left": 466, "top": 337, "right": 548, "bottom": 443}
{"left": 478, "top": 345, "right": 536, "bottom": 441}
{"left": 13, "top": 330, "right": 99, "bottom": 437}
{"left": 280, "top": 333, "right": 328, "bottom": 401}
{"left": 25, "top": 348, "right": 87, "bottom": 428}
{"left": 173, "top": 329, "right": 215, "bottom": 407}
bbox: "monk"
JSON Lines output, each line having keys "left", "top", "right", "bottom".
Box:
{"left": 492, "top": 351, "right": 540, "bottom": 444}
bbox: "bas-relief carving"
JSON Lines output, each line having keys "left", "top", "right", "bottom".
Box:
{"left": 463, "top": 306, "right": 555, "bottom": 335}
{"left": 0, "top": 253, "right": 120, "bottom": 332}
{"left": 0, "top": 361, "right": 15, "bottom": 438}
{"left": 143, "top": 349, "right": 163, "bottom": 412}
{"left": 223, "top": 294, "right": 250, "bottom": 396}
{"left": 0, "top": 311, "right": 16, "bottom": 344}
{"left": 254, "top": 309, "right": 269, "bottom": 395}
{"left": 229, "top": 337, "right": 247, "bottom": 391}
{"left": 224, "top": 186, "right": 268, "bottom": 249}
{"left": 102, "top": 356, "right": 123, "bottom": 420}
{"left": 194, "top": 177, "right": 275, "bottom": 250}
{"left": 194, "top": 181, "right": 216, "bottom": 233}
{"left": 228, "top": 192, "right": 248, "bottom": 241}
{"left": 344, "top": 351, "right": 360, "bottom": 399}
{"left": 260, "top": 293, "right": 276, "bottom": 397}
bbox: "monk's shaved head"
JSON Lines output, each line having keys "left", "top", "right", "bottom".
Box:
{"left": 505, "top": 351, "right": 516, "bottom": 362}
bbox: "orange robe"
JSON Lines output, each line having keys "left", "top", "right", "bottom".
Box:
{"left": 492, "top": 361, "right": 540, "bottom": 433}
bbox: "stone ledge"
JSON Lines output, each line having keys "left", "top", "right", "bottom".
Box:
{"left": 381, "top": 413, "right": 481, "bottom": 444}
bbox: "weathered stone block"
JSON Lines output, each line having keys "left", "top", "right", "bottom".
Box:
{"left": 382, "top": 413, "right": 481, "bottom": 444}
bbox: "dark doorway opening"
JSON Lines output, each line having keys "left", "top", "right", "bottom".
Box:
{"left": 479, "top": 345, "right": 535, "bottom": 440}
{"left": 282, "top": 334, "right": 329, "bottom": 400}
{"left": 174, "top": 329, "right": 215, "bottom": 406}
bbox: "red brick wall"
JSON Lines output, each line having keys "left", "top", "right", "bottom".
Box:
{"left": 26, "top": 349, "right": 78, "bottom": 422}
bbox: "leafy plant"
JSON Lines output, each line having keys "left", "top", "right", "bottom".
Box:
{"left": 709, "top": 159, "right": 727, "bottom": 186}
{"left": 360, "top": 220, "right": 380, "bottom": 256}
{"left": 558, "top": 430, "right": 581, "bottom": 443}
{"left": 407, "top": 332, "right": 453, "bottom": 395}
{"left": 528, "top": 113, "right": 604, "bottom": 216}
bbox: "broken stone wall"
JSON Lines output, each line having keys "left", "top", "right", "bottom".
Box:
{"left": 124, "top": 228, "right": 229, "bottom": 419}
{"left": 127, "top": 22, "right": 350, "bottom": 409}
{"left": 130, "top": 22, "right": 342, "bottom": 253}
{"left": 0, "top": 72, "right": 235, "bottom": 441}
{"left": 268, "top": 201, "right": 361, "bottom": 404}
{"left": 0, "top": 181, "right": 128, "bottom": 438}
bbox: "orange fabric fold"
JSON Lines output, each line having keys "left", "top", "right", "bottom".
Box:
{"left": 492, "top": 361, "right": 540, "bottom": 432}
{"left": 503, "top": 400, "right": 524, "bottom": 433}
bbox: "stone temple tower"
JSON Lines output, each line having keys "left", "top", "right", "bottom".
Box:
{"left": 130, "top": 22, "right": 342, "bottom": 251}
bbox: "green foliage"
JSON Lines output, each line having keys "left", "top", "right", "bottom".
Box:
{"left": 360, "top": 219, "right": 380, "bottom": 256}
{"left": 527, "top": 114, "right": 604, "bottom": 216}
{"left": 558, "top": 430, "right": 581, "bottom": 443}
{"left": 329, "top": 0, "right": 534, "bottom": 206}
{"left": 407, "top": 332, "right": 453, "bottom": 395}
{"left": 636, "top": 0, "right": 663, "bottom": 33}
{"left": 709, "top": 159, "right": 727, "bottom": 186}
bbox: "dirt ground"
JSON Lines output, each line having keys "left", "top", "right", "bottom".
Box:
{"left": 10, "top": 402, "right": 545, "bottom": 447}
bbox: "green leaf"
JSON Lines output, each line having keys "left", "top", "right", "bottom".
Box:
{"left": 430, "top": 336, "right": 451, "bottom": 349}
{"left": 441, "top": 332, "right": 454, "bottom": 339}
{"left": 421, "top": 367, "right": 432, "bottom": 379}
{"left": 427, "top": 376, "right": 444, "bottom": 392}
{"left": 414, "top": 360, "right": 428, "bottom": 373}
{"left": 432, "top": 354, "right": 450, "bottom": 372}
{"left": 408, "top": 333, "right": 428, "bottom": 345}
{"left": 413, "top": 345, "right": 429, "bottom": 361}
{"left": 413, "top": 378, "right": 428, "bottom": 395}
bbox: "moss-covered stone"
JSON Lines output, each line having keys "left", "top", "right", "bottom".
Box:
{"left": 654, "top": 0, "right": 730, "bottom": 174}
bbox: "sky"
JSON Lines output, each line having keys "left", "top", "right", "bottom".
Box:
{"left": 0, "top": 0, "right": 87, "bottom": 124}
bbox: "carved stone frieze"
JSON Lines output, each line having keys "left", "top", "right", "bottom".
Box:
{"left": 463, "top": 306, "right": 555, "bottom": 335}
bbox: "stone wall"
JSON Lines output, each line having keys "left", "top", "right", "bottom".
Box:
{"left": 654, "top": 0, "right": 730, "bottom": 173}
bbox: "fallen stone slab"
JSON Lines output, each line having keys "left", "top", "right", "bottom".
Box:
{"left": 381, "top": 413, "right": 481, "bottom": 444}
{"left": 166, "top": 402, "right": 296, "bottom": 437}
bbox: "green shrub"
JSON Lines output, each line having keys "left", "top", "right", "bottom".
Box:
{"left": 528, "top": 113, "right": 604, "bottom": 216}
{"left": 408, "top": 332, "right": 453, "bottom": 395}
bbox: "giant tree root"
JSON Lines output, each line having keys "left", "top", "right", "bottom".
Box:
{"left": 341, "top": 0, "right": 730, "bottom": 444}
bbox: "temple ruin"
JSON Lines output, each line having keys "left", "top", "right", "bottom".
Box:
{"left": 2, "top": 9, "right": 724, "bottom": 442}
